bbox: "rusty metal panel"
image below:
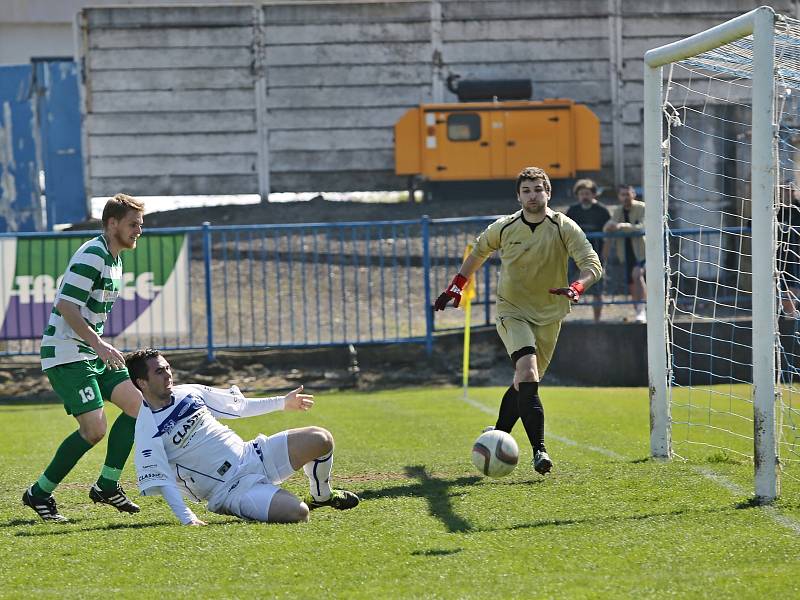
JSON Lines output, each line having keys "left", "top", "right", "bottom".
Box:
{"left": 0, "top": 65, "right": 39, "bottom": 232}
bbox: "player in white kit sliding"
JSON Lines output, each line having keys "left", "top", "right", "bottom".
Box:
{"left": 126, "top": 348, "right": 359, "bottom": 525}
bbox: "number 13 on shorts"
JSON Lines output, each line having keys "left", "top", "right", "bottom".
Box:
{"left": 78, "top": 386, "right": 96, "bottom": 404}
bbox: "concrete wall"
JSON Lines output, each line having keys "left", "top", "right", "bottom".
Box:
{"left": 429, "top": 325, "right": 649, "bottom": 387}
{"left": 0, "top": 0, "right": 254, "bottom": 65}
{"left": 260, "top": 1, "right": 434, "bottom": 193}
{"left": 18, "top": 0, "right": 800, "bottom": 196}
{"left": 79, "top": 5, "right": 260, "bottom": 196}
{"left": 442, "top": 318, "right": 770, "bottom": 388}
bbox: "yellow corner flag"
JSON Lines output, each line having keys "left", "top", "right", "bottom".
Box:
{"left": 461, "top": 244, "right": 477, "bottom": 398}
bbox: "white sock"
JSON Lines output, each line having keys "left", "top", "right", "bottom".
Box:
{"left": 303, "top": 451, "right": 333, "bottom": 501}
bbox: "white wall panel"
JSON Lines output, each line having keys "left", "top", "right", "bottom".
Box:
{"left": 80, "top": 5, "right": 258, "bottom": 197}
{"left": 79, "top": 0, "right": 800, "bottom": 197}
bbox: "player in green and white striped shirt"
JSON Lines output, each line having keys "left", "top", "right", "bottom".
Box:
{"left": 23, "top": 194, "right": 146, "bottom": 522}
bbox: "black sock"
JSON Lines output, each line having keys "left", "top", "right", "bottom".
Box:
{"left": 494, "top": 385, "right": 519, "bottom": 432}
{"left": 517, "top": 381, "right": 545, "bottom": 451}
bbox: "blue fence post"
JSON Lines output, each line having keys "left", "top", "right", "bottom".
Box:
{"left": 202, "top": 222, "right": 215, "bottom": 362}
{"left": 422, "top": 215, "right": 433, "bottom": 356}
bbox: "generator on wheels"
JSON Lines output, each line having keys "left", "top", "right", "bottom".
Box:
{"left": 394, "top": 78, "right": 601, "bottom": 201}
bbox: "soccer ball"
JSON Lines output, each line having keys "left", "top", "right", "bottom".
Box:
{"left": 471, "top": 430, "right": 519, "bottom": 477}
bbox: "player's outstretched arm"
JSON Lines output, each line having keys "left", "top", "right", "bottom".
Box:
{"left": 283, "top": 385, "right": 314, "bottom": 411}
{"left": 200, "top": 385, "right": 285, "bottom": 418}
{"left": 434, "top": 254, "right": 485, "bottom": 310}
{"left": 151, "top": 484, "right": 204, "bottom": 525}
{"left": 553, "top": 220, "right": 602, "bottom": 303}
{"left": 548, "top": 281, "right": 585, "bottom": 303}
{"left": 186, "top": 519, "right": 207, "bottom": 526}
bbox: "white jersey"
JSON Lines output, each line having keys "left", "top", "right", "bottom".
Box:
{"left": 134, "top": 384, "right": 285, "bottom": 520}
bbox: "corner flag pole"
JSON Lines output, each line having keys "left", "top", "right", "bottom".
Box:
{"left": 462, "top": 295, "right": 472, "bottom": 399}
{"left": 461, "top": 244, "right": 477, "bottom": 400}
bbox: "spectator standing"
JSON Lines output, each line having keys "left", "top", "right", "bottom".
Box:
{"left": 566, "top": 179, "right": 611, "bottom": 322}
{"left": 604, "top": 185, "right": 647, "bottom": 323}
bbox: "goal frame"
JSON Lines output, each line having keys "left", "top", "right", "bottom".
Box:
{"left": 643, "top": 6, "right": 779, "bottom": 502}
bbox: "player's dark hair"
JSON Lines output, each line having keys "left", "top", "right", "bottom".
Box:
{"left": 125, "top": 348, "right": 162, "bottom": 390}
{"left": 516, "top": 166, "right": 552, "bottom": 195}
{"left": 102, "top": 193, "right": 144, "bottom": 228}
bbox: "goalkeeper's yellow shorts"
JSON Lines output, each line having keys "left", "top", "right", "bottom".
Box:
{"left": 496, "top": 316, "right": 562, "bottom": 378}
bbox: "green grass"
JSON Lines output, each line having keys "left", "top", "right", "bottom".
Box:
{"left": 2, "top": 386, "right": 800, "bottom": 599}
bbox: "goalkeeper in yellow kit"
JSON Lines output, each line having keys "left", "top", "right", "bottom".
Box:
{"left": 435, "top": 167, "right": 602, "bottom": 474}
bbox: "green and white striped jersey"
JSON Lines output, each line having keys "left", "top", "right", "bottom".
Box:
{"left": 40, "top": 235, "right": 122, "bottom": 370}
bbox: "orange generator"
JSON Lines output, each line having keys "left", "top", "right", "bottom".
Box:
{"left": 394, "top": 81, "right": 600, "bottom": 193}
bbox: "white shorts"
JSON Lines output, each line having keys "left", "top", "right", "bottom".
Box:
{"left": 207, "top": 431, "right": 295, "bottom": 522}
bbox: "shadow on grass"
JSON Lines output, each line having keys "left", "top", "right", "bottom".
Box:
{"left": 359, "top": 465, "right": 482, "bottom": 533}
{"left": 410, "top": 548, "right": 462, "bottom": 557}
{"left": 0, "top": 396, "right": 60, "bottom": 407}
{"left": 2, "top": 517, "right": 47, "bottom": 527}
{"left": 13, "top": 519, "right": 175, "bottom": 537}
{"left": 471, "top": 504, "right": 736, "bottom": 534}
{"left": 732, "top": 497, "right": 791, "bottom": 510}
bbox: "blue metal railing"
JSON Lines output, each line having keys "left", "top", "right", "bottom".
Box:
{"left": 202, "top": 222, "right": 214, "bottom": 360}
{"left": 186, "top": 218, "right": 433, "bottom": 359}
{"left": 1, "top": 218, "right": 733, "bottom": 359}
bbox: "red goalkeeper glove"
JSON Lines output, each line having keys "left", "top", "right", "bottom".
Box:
{"left": 548, "top": 281, "right": 585, "bottom": 303}
{"left": 434, "top": 273, "right": 469, "bottom": 310}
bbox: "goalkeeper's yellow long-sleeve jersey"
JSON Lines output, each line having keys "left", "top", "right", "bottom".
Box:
{"left": 471, "top": 208, "right": 603, "bottom": 326}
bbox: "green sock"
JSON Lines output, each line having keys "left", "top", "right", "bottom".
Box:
{"left": 31, "top": 430, "right": 94, "bottom": 498}
{"left": 96, "top": 413, "right": 136, "bottom": 491}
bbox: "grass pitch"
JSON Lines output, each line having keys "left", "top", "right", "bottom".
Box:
{"left": 2, "top": 386, "right": 800, "bottom": 599}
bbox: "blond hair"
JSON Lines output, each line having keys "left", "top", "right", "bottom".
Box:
{"left": 102, "top": 193, "right": 144, "bottom": 227}
{"left": 573, "top": 178, "right": 597, "bottom": 195}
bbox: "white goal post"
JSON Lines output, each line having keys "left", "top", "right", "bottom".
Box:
{"left": 644, "top": 6, "right": 779, "bottom": 502}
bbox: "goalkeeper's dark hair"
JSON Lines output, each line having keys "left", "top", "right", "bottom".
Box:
{"left": 125, "top": 348, "right": 162, "bottom": 390}
{"left": 516, "top": 166, "right": 551, "bottom": 195}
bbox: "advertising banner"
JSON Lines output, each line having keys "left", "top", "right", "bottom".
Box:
{"left": 0, "top": 234, "right": 189, "bottom": 340}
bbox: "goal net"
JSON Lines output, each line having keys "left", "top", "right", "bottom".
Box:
{"left": 645, "top": 7, "right": 800, "bottom": 501}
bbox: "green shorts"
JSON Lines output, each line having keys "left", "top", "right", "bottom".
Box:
{"left": 45, "top": 358, "right": 131, "bottom": 416}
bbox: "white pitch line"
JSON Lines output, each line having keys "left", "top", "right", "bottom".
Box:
{"left": 764, "top": 508, "right": 800, "bottom": 535}
{"left": 461, "top": 394, "right": 499, "bottom": 416}
{"left": 462, "top": 395, "right": 627, "bottom": 460}
{"left": 463, "top": 394, "right": 800, "bottom": 535}
{"left": 548, "top": 433, "right": 628, "bottom": 461}
{"left": 693, "top": 467, "right": 800, "bottom": 535}
{"left": 692, "top": 466, "right": 745, "bottom": 496}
